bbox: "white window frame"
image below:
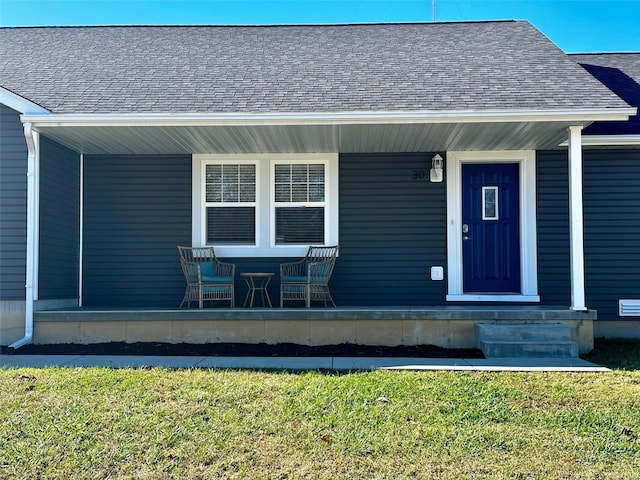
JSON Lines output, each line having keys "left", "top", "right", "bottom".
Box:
{"left": 446, "top": 150, "right": 539, "bottom": 302}
{"left": 201, "top": 159, "right": 259, "bottom": 248}
{"left": 271, "top": 159, "right": 329, "bottom": 248}
{"left": 193, "top": 153, "right": 338, "bottom": 257}
{"left": 481, "top": 186, "right": 499, "bottom": 221}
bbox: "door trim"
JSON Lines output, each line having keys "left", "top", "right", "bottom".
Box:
{"left": 446, "top": 150, "right": 540, "bottom": 302}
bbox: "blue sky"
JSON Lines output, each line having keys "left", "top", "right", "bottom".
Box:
{"left": 1, "top": 0, "right": 639, "bottom": 53}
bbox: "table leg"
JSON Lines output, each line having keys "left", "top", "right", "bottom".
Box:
{"left": 243, "top": 276, "right": 254, "bottom": 308}
{"left": 242, "top": 275, "right": 273, "bottom": 308}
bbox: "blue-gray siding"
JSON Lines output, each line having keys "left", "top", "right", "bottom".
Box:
{"left": 0, "top": 105, "right": 27, "bottom": 300}
{"left": 80, "top": 152, "right": 447, "bottom": 307}
{"left": 38, "top": 136, "right": 80, "bottom": 299}
{"left": 82, "top": 154, "right": 192, "bottom": 307}
{"left": 537, "top": 148, "right": 640, "bottom": 320}
{"left": 583, "top": 149, "right": 640, "bottom": 320}
{"left": 333, "top": 153, "right": 447, "bottom": 305}
{"left": 78, "top": 149, "right": 640, "bottom": 314}
{"left": 536, "top": 151, "right": 571, "bottom": 307}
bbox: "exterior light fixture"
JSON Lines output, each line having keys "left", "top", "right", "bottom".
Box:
{"left": 430, "top": 154, "right": 444, "bottom": 182}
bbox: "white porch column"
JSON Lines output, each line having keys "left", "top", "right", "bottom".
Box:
{"left": 568, "top": 125, "right": 587, "bottom": 311}
{"left": 79, "top": 154, "right": 84, "bottom": 307}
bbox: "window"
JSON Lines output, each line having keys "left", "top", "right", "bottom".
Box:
{"left": 482, "top": 186, "right": 499, "bottom": 220}
{"left": 193, "top": 154, "right": 338, "bottom": 257}
{"left": 204, "top": 163, "right": 256, "bottom": 245}
{"left": 274, "top": 163, "right": 325, "bottom": 245}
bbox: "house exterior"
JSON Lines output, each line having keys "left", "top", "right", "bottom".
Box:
{"left": 0, "top": 22, "right": 638, "bottom": 351}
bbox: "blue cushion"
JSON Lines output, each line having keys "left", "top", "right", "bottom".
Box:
{"left": 282, "top": 276, "right": 307, "bottom": 283}
{"left": 200, "top": 261, "right": 232, "bottom": 283}
{"left": 204, "top": 276, "right": 233, "bottom": 283}
{"left": 200, "top": 261, "right": 215, "bottom": 278}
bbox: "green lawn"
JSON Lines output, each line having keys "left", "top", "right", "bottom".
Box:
{"left": 1, "top": 340, "right": 639, "bottom": 479}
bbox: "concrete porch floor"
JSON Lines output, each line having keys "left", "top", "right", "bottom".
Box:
{"left": 33, "top": 306, "right": 597, "bottom": 354}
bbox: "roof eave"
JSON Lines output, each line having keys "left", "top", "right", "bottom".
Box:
{"left": 20, "top": 107, "right": 637, "bottom": 127}
{"left": 560, "top": 134, "right": 640, "bottom": 146}
{"left": 0, "top": 87, "right": 50, "bottom": 114}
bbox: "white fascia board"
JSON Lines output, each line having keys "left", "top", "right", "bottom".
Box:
{"left": 0, "top": 87, "right": 50, "bottom": 114}
{"left": 21, "top": 107, "right": 637, "bottom": 127}
{"left": 573, "top": 135, "right": 640, "bottom": 146}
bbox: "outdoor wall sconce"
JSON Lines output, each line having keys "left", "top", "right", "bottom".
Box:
{"left": 430, "top": 154, "right": 444, "bottom": 182}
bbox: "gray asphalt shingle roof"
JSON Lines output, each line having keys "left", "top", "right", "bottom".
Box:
{"left": 571, "top": 53, "right": 640, "bottom": 135}
{"left": 0, "top": 21, "right": 630, "bottom": 114}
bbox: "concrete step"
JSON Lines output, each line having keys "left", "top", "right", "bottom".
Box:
{"left": 478, "top": 340, "right": 579, "bottom": 358}
{"left": 477, "top": 322, "right": 573, "bottom": 341}
{"left": 476, "top": 323, "right": 578, "bottom": 358}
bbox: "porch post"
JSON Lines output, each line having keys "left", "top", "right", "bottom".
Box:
{"left": 568, "top": 126, "right": 587, "bottom": 311}
{"left": 79, "top": 154, "right": 84, "bottom": 307}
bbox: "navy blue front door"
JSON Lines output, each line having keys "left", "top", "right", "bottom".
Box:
{"left": 462, "top": 163, "right": 521, "bottom": 293}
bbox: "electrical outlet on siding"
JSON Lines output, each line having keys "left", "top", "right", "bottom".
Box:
{"left": 431, "top": 266, "right": 444, "bottom": 281}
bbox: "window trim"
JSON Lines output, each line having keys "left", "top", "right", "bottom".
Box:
{"left": 271, "top": 159, "right": 330, "bottom": 248}
{"left": 202, "top": 160, "right": 259, "bottom": 247}
{"left": 193, "top": 153, "right": 338, "bottom": 257}
{"left": 481, "top": 186, "right": 499, "bottom": 221}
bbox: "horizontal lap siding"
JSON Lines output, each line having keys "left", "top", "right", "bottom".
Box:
{"left": 38, "top": 136, "right": 80, "bottom": 299}
{"left": 583, "top": 149, "right": 640, "bottom": 320}
{"left": 536, "top": 151, "right": 571, "bottom": 307}
{"left": 80, "top": 149, "right": 640, "bottom": 312}
{"left": 83, "top": 155, "right": 191, "bottom": 307}
{"left": 0, "top": 105, "right": 27, "bottom": 300}
{"left": 537, "top": 148, "right": 640, "bottom": 320}
{"left": 334, "top": 153, "right": 446, "bottom": 305}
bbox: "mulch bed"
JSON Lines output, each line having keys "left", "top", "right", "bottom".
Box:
{"left": 5, "top": 342, "right": 484, "bottom": 358}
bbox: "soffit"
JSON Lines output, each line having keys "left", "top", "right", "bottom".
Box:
{"left": 33, "top": 121, "right": 584, "bottom": 155}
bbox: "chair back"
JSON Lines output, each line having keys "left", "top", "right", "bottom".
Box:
{"left": 178, "top": 246, "right": 216, "bottom": 264}
{"left": 306, "top": 246, "right": 339, "bottom": 263}
{"left": 306, "top": 246, "right": 339, "bottom": 282}
{"left": 178, "top": 245, "right": 235, "bottom": 280}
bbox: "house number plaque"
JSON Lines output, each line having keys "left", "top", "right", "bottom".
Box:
{"left": 411, "top": 169, "right": 429, "bottom": 180}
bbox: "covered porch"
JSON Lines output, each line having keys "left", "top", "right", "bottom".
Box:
{"left": 10, "top": 109, "right": 628, "bottom": 351}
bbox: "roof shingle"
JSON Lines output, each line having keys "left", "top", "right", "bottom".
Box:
{"left": 0, "top": 22, "right": 630, "bottom": 114}
{"left": 571, "top": 53, "right": 640, "bottom": 135}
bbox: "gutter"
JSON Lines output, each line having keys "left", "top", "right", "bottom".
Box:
{"left": 559, "top": 134, "right": 640, "bottom": 147}
{"left": 9, "top": 122, "right": 38, "bottom": 351}
{"left": 21, "top": 107, "right": 637, "bottom": 127}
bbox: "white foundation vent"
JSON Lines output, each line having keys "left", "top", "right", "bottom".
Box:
{"left": 619, "top": 299, "right": 640, "bottom": 316}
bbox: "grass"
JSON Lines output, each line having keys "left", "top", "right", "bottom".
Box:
{"left": 583, "top": 337, "right": 640, "bottom": 370}
{"left": 0, "top": 340, "right": 638, "bottom": 479}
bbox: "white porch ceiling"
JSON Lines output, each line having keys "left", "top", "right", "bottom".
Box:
{"left": 33, "top": 121, "right": 583, "bottom": 155}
